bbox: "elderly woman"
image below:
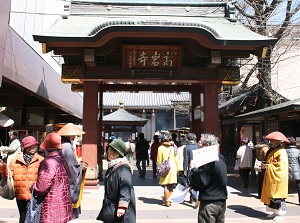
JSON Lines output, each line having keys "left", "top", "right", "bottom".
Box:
{"left": 156, "top": 132, "right": 179, "bottom": 207}
{"left": 261, "top": 131, "right": 289, "bottom": 221}
{"left": 32, "top": 132, "right": 72, "bottom": 223}
{"left": 97, "top": 139, "right": 136, "bottom": 223}
{"left": 9, "top": 136, "right": 44, "bottom": 223}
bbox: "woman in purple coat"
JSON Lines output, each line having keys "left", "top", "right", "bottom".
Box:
{"left": 32, "top": 132, "right": 72, "bottom": 223}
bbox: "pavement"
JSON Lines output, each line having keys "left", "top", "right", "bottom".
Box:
{"left": 0, "top": 160, "right": 299, "bottom": 223}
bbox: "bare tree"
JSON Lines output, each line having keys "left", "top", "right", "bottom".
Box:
{"left": 232, "top": 0, "right": 300, "bottom": 107}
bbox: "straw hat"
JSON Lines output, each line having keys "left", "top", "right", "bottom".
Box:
{"left": 57, "top": 123, "right": 85, "bottom": 136}
{"left": 265, "top": 131, "right": 289, "bottom": 143}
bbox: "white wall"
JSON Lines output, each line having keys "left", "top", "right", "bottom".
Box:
{"left": 9, "top": 0, "right": 67, "bottom": 74}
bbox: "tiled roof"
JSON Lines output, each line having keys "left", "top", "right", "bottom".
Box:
{"left": 103, "top": 92, "right": 190, "bottom": 109}
{"left": 35, "top": 15, "right": 275, "bottom": 44}
{"left": 103, "top": 108, "right": 148, "bottom": 125}
{"left": 236, "top": 98, "right": 300, "bottom": 118}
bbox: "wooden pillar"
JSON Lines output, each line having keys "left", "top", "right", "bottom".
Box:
{"left": 203, "top": 83, "right": 220, "bottom": 137}
{"left": 82, "top": 81, "right": 99, "bottom": 187}
{"left": 191, "top": 92, "right": 201, "bottom": 139}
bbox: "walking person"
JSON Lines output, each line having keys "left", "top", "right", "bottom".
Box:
{"left": 96, "top": 139, "right": 136, "bottom": 223}
{"left": 125, "top": 137, "right": 135, "bottom": 165}
{"left": 135, "top": 133, "right": 149, "bottom": 179}
{"left": 285, "top": 136, "right": 300, "bottom": 205}
{"left": 261, "top": 131, "right": 289, "bottom": 221}
{"left": 32, "top": 132, "right": 72, "bottom": 223}
{"left": 0, "top": 131, "right": 21, "bottom": 165}
{"left": 236, "top": 136, "right": 253, "bottom": 188}
{"left": 183, "top": 132, "right": 198, "bottom": 205}
{"left": 156, "top": 132, "right": 179, "bottom": 207}
{"left": 150, "top": 135, "right": 160, "bottom": 178}
{"left": 189, "top": 133, "right": 228, "bottom": 223}
{"left": 57, "top": 123, "right": 87, "bottom": 222}
{"left": 9, "top": 136, "right": 44, "bottom": 223}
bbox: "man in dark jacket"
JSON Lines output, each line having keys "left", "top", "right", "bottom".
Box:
{"left": 285, "top": 136, "right": 300, "bottom": 204}
{"left": 183, "top": 132, "right": 199, "bottom": 206}
{"left": 189, "top": 133, "right": 228, "bottom": 223}
{"left": 135, "top": 133, "right": 149, "bottom": 179}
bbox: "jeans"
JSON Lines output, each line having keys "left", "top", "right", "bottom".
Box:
{"left": 136, "top": 159, "right": 146, "bottom": 177}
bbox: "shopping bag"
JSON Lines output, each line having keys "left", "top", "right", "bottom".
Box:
{"left": 0, "top": 168, "right": 15, "bottom": 200}
{"left": 169, "top": 184, "right": 190, "bottom": 203}
{"left": 234, "top": 159, "right": 240, "bottom": 171}
{"left": 24, "top": 189, "right": 43, "bottom": 223}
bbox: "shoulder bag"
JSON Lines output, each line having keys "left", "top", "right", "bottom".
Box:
{"left": 0, "top": 168, "right": 15, "bottom": 200}
{"left": 24, "top": 189, "right": 44, "bottom": 223}
{"left": 157, "top": 147, "right": 172, "bottom": 177}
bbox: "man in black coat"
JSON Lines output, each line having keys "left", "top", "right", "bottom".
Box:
{"left": 189, "top": 133, "right": 228, "bottom": 223}
{"left": 135, "top": 133, "right": 149, "bottom": 179}
{"left": 183, "top": 132, "right": 199, "bottom": 206}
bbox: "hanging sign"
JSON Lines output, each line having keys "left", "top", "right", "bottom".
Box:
{"left": 122, "top": 45, "right": 182, "bottom": 71}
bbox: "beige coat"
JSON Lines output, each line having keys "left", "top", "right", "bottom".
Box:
{"left": 157, "top": 142, "right": 179, "bottom": 185}
{"left": 261, "top": 145, "right": 289, "bottom": 205}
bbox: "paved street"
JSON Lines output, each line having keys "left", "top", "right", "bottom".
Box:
{"left": 0, "top": 160, "right": 299, "bottom": 223}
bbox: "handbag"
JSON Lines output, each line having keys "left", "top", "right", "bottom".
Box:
{"left": 96, "top": 196, "right": 117, "bottom": 223}
{"left": 0, "top": 168, "right": 15, "bottom": 200}
{"left": 157, "top": 147, "right": 172, "bottom": 177}
{"left": 24, "top": 189, "right": 44, "bottom": 223}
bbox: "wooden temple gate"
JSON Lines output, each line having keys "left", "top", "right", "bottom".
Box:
{"left": 33, "top": 1, "right": 276, "bottom": 187}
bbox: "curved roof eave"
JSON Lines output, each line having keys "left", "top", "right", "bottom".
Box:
{"left": 33, "top": 16, "right": 277, "bottom": 47}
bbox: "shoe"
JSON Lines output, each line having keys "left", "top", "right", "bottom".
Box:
{"left": 273, "top": 216, "right": 284, "bottom": 221}
{"left": 267, "top": 213, "right": 276, "bottom": 218}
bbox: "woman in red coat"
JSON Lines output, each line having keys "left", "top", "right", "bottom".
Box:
{"left": 150, "top": 135, "right": 160, "bottom": 178}
{"left": 32, "top": 133, "right": 72, "bottom": 223}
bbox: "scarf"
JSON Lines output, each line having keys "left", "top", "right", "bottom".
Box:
{"left": 23, "top": 153, "right": 34, "bottom": 166}
{"left": 107, "top": 157, "right": 133, "bottom": 174}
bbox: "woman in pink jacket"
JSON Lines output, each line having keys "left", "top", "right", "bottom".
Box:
{"left": 32, "top": 132, "right": 72, "bottom": 223}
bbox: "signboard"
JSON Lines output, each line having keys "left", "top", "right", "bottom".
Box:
{"left": 122, "top": 45, "right": 182, "bottom": 71}
{"left": 191, "top": 145, "right": 219, "bottom": 168}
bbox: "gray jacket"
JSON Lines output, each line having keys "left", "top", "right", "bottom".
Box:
{"left": 286, "top": 145, "right": 300, "bottom": 180}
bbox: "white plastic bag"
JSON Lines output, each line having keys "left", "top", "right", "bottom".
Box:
{"left": 169, "top": 184, "right": 189, "bottom": 203}
{"left": 234, "top": 159, "right": 240, "bottom": 171}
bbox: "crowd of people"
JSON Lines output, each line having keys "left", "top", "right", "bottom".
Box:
{"left": 0, "top": 123, "right": 87, "bottom": 223}
{"left": 0, "top": 128, "right": 299, "bottom": 223}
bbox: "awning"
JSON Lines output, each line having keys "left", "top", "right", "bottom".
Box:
{"left": 0, "top": 113, "right": 14, "bottom": 127}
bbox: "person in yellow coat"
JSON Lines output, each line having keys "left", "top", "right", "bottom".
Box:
{"left": 261, "top": 131, "right": 289, "bottom": 221}
{"left": 156, "top": 132, "right": 179, "bottom": 207}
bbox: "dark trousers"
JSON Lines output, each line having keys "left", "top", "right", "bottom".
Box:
{"left": 136, "top": 159, "right": 146, "bottom": 177}
{"left": 239, "top": 168, "right": 251, "bottom": 188}
{"left": 151, "top": 160, "right": 157, "bottom": 178}
{"left": 257, "top": 171, "right": 264, "bottom": 198}
{"left": 16, "top": 199, "right": 29, "bottom": 223}
{"left": 198, "top": 202, "right": 226, "bottom": 223}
